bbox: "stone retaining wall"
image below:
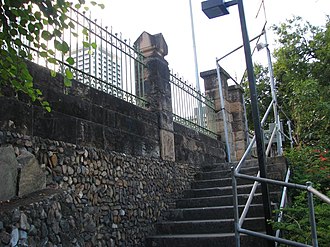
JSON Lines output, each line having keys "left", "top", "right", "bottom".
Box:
{"left": 173, "top": 123, "right": 226, "bottom": 166}
{"left": 0, "top": 130, "right": 198, "bottom": 246}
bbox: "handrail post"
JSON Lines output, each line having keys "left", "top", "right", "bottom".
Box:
{"left": 306, "top": 182, "right": 318, "bottom": 247}
{"left": 232, "top": 167, "right": 241, "bottom": 247}
{"left": 216, "top": 61, "right": 231, "bottom": 162}
{"left": 287, "top": 120, "right": 293, "bottom": 148}
{"left": 264, "top": 29, "right": 283, "bottom": 156}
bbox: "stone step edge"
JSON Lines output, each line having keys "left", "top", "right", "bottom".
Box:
{"left": 186, "top": 183, "right": 256, "bottom": 192}
{"left": 156, "top": 217, "right": 265, "bottom": 225}
{"left": 147, "top": 231, "right": 267, "bottom": 239}
{"left": 147, "top": 232, "right": 236, "bottom": 239}
{"left": 167, "top": 203, "right": 264, "bottom": 211}
{"left": 178, "top": 193, "right": 263, "bottom": 202}
{"left": 192, "top": 177, "right": 256, "bottom": 184}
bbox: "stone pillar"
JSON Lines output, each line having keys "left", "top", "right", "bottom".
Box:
{"left": 201, "top": 69, "right": 235, "bottom": 161}
{"left": 228, "top": 85, "right": 248, "bottom": 161}
{"left": 201, "top": 68, "right": 248, "bottom": 161}
{"left": 134, "top": 32, "right": 175, "bottom": 161}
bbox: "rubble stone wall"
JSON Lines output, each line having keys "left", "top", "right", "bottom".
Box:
{"left": 0, "top": 131, "right": 198, "bottom": 246}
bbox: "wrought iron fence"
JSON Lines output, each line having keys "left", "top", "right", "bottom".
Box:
{"left": 169, "top": 71, "right": 217, "bottom": 138}
{"left": 16, "top": 5, "right": 219, "bottom": 137}
{"left": 22, "top": 7, "right": 147, "bottom": 107}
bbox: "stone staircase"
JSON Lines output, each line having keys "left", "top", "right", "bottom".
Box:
{"left": 146, "top": 159, "right": 285, "bottom": 247}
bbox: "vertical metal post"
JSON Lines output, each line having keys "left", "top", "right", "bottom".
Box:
{"left": 264, "top": 29, "right": 282, "bottom": 155}
{"left": 100, "top": 22, "right": 103, "bottom": 85}
{"left": 216, "top": 61, "right": 231, "bottom": 162}
{"left": 94, "top": 19, "right": 98, "bottom": 87}
{"left": 189, "top": 0, "right": 204, "bottom": 127}
{"left": 231, "top": 167, "right": 241, "bottom": 247}
{"left": 307, "top": 182, "right": 318, "bottom": 247}
{"left": 287, "top": 120, "right": 293, "bottom": 148}
{"left": 242, "top": 94, "right": 250, "bottom": 146}
{"left": 236, "top": 0, "right": 274, "bottom": 244}
{"left": 88, "top": 13, "right": 92, "bottom": 86}
{"left": 75, "top": 11, "right": 79, "bottom": 81}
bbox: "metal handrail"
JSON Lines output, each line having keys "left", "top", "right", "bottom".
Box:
{"left": 233, "top": 170, "right": 330, "bottom": 247}
{"left": 275, "top": 168, "right": 291, "bottom": 246}
{"left": 239, "top": 124, "right": 278, "bottom": 227}
{"left": 265, "top": 126, "right": 277, "bottom": 156}
{"left": 239, "top": 171, "right": 260, "bottom": 226}
{"left": 236, "top": 98, "right": 275, "bottom": 172}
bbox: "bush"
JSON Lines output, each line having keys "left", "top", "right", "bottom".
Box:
{"left": 272, "top": 146, "right": 330, "bottom": 246}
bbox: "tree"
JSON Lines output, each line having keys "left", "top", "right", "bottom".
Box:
{"left": 272, "top": 16, "right": 330, "bottom": 145}
{"left": 0, "top": 0, "right": 104, "bottom": 111}
{"left": 269, "top": 17, "right": 330, "bottom": 246}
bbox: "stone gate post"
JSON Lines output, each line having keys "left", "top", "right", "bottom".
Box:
{"left": 134, "top": 32, "right": 175, "bottom": 161}
{"left": 201, "top": 68, "right": 248, "bottom": 161}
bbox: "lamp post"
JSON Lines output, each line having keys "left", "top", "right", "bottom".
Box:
{"left": 202, "top": 0, "right": 274, "bottom": 245}
{"left": 188, "top": 0, "right": 204, "bottom": 127}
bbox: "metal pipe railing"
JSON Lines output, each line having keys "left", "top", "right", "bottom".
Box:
{"left": 239, "top": 228, "right": 312, "bottom": 247}
{"left": 239, "top": 171, "right": 260, "bottom": 227}
{"left": 235, "top": 135, "right": 256, "bottom": 172}
{"left": 265, "top": 126, "right": 277, "bottom": 156}
{"left": 236, "top": 98, "right": 274, "bottom": 172}
{"left": 233, "top": 170, "right": 330, "bottom": 246}
{"left": 275, "top": 168, "right": 290, "bottom": 246}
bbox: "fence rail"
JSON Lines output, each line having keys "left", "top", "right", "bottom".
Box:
{"left": 169, "top": 71, "right": 217, "bottom": 138}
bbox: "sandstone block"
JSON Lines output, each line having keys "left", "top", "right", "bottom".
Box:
{"left": 0, "top": 145, "right": 18, "bottom": 201}
{"left": 17, "top": 150, "right": 46, "bottom": 197}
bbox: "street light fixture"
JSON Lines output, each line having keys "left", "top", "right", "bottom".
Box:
{"left": 201, "top": 0, "right": 230, "bottom": 18}
{"left": 202, "top": 0, "right": 274, "bottom": 246}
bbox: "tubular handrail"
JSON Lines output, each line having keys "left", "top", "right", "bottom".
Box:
{"left": 261, "top": 99, "right": 275, "bottom": 126}
{"left": 233, "top": 169, "right": 330, "bottom": 246}
{"left": 275, "top": 168, "right": 291, "bottom": 246}
{"left": 265, "top": 126, "right": 277, "bottom": 156}
{"left": 236, "top": 99, "right": 275, "bottom": 172}
{"left": 239, "top": 171, "right": 260, "bottom": 226}
{"left": 307, "top": 186, "right": 330, "bottom": 204}
{"left": 235, "top": 136, "right": 255, "bottom": 172}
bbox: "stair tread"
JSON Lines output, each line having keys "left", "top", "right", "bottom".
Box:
{"left": 148, "top": 232, "right": 237, "bottom": 238}
{"left": 168, "top": 203, "right": 263, "bottom": 211}
{"left": 186, "top": 183, "right": 255, "bottom": 191}
{"left": 200, "top": 166, "right": 259, "bottom": 173}
{"left": 178, "top": 193, "right": 262, "bottom": 201}
{"left": 157, "top": 217, "right": 265, "bottom": 225}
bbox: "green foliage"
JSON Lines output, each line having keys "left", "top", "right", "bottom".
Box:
{"left": 0, "top": 0, "right": 103, "bottom": 110}
{"left": 272, "top": 145, "right": 330, "bottom": 246}
{"left": 272, "top": 16, "right": 330, "bottom": 145}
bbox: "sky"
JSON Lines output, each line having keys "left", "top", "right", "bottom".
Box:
{"left": 92, "top": 0, "right": 330, "bottom": 88}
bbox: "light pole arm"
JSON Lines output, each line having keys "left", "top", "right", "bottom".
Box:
{"left": 225, "top": 0, "right": 238, "bottom": 8}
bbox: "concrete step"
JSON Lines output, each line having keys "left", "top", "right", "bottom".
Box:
{"left": 195, "top": 166, "right": 259, "bottom": 180}
{"left": 201, "top": 159, "right": 259, "bottom": 172}
{"left": 191, "top": 177, "right": 253, "bottom": 189}
{"left": 183, "top": 184, "right": 260, "bottom": 198}
{"left": 164, "top": 204, "right": 264, "bottom": 221}
{"left": 155, "top": 217, "right": 265, "bottom": 235}
{"left": 176, "top": 193, "right": 263, "bottom": 208}
{"left": 146, "top": 232, "right": 268, "bottom": 247}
